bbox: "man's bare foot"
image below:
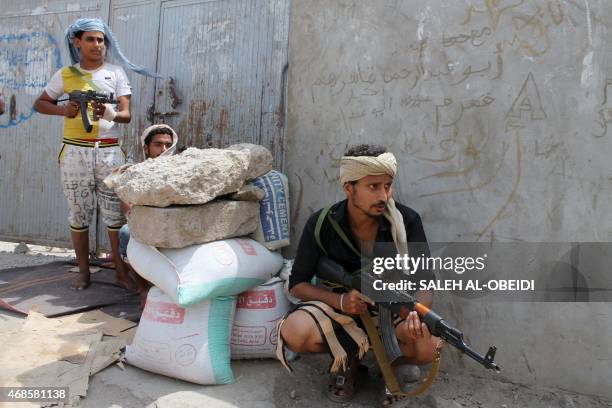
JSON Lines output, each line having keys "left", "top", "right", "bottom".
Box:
{"left": 115, "top": 273, "right": 137, "bottom": 291}
{"left": 114, "top": 260, "right": 137, "bottom": 291}
{"left": 71, "top": 272, "right": 90, "bottom": 290}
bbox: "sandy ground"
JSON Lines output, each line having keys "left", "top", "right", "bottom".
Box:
{"left": 1, "top": 241, "right": 611, "bottom": 408}
{"left": 0, "top": 241, "right": 75, "bottom": 268}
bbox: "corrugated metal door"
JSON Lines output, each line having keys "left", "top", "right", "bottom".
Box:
{"left": 0, "top": 0, "right": 110, "bottom": 247}
{"left": 151, "top": 0, "right": 289, "bottom": 168}
{"left": 109, "top": 0, "right": 161, "bottom": 162}
{"left": 100, "top": 0, "right": 162, "bottom": 250}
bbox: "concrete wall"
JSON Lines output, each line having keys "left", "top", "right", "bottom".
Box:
{"left": 285, "top": 0, "right": 612, "bottom": 398}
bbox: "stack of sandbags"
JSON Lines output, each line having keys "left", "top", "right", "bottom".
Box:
{"left": 105, "top": 144, "right": 290, "bottom": 384}
{"left": 125, "top": 238, "right": 283, "bottom": 384}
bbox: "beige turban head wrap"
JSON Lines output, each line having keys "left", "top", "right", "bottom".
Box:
{"left": 339, "top": 152, "right": 397, "bottom": 185}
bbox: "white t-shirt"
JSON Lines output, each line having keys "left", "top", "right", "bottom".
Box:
{"left": 45, "top": 63, "right": 132, "bottom": 139}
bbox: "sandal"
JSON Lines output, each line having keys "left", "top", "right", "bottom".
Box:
{"left": 381, "top": 386, "right": 406, "bottom": 407}
{"left": 327, "top": 358, "right": 359, "bottom": 403}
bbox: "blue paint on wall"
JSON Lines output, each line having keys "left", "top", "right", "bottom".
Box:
{"left": 0, "top": 107, "right": 36, "bottom": 129}
{"left": 0, "top": 31, "right": 62, "bottom": 70}
{"left": 0, "top": 31, "right": 62, "bottom": 128}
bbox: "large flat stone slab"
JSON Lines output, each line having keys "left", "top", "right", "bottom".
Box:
{"left": 128, "top": 200, "right": 260, "bottom": 248}
{"left": 227, "top": 143, "right": 273, "bottom": 180}
{"left": 105, "top": 148, "right": 250, "bottom": 207}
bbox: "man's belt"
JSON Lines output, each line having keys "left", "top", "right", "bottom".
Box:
{"left": 62, "top": 137, "right": 119, "bottom": 147}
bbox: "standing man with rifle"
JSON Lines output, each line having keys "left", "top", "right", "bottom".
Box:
{"left": 34, "top": 18, "right": 158, "bottom": 290}
{"left": 277, "top": 144, "right": 440, "bottom": 404}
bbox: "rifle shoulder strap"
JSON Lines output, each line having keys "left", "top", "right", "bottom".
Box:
{"left": 314, "top": 204, "right": 360, "bottom": 257}
{"left": 68, "top": 66, "right": 101, "bottom": 91}
{"left": 314, "top": 205, "right": 332, "bottom": 256}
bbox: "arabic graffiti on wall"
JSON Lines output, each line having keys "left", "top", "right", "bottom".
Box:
{"left": 299, "top": 0, "right": 598, "bottom": 241}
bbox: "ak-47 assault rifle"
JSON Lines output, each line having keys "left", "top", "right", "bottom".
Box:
{"left": 58, "top": 90, "right": 118, "bottom": 133}
{"left": 317, "top": 255, "right": 501, "bottom": 374}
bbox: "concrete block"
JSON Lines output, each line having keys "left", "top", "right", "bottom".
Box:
{"left": 227, "top": 143, "right": 273, "bottom": 180}
{"left": 128, "top": 200, "right": 260, "bottom": 248}
{"left": 105, "top": 148, "right": 250, "bottom": 207}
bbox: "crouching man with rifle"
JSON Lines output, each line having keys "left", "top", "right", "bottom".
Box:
{"left": 276, "top": 144, "right": 439, "bottom": 404}
{"left": 276, "top": 144, "right": 500, "bottom": 405}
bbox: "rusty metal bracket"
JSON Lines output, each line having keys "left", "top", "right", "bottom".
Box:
{"left": 146, "top": 103, "right": 156, "bottom": 123}
{"left": 147, "top": 103, "right": 179, "bottom": 122}
{"left": 147, "top": 77, "right": 181, "bottom": 123}
{"left": 9, "top": 94, "right": 16, "bottom": 122}
{"left": 168, "top": 76, "right": 182, "bottom": 109}
{"left": 157, "top": 111, "right": 179, "bottom": 118}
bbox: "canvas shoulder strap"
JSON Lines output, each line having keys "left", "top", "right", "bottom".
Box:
{"left": 275, "top": 301, "right": 368, "bottom": 374}
{"left": 68, "top": 66, "right": 101, "bottom": 91}
{"left": 314, "top": 205, "right": 360, "bottom": 257}
{"left": 314, "top": 205, "right": 332, "bottom": 256}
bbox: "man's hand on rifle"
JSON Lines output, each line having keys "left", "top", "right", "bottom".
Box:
{"left": 63, "top": 101, "right": 80, "bottom": 118}
{"left": 399, "top": 310, "right": 432, "bottom": 340}
{"left": 340, "top": 289, "right": 372, "bottom": 316}
{"left": 93, "top": 101, "right": 117, "bottom": 122}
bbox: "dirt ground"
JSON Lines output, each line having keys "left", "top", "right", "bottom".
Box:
{"left": 1, "top": 241, "right": 611, "bottom": 408}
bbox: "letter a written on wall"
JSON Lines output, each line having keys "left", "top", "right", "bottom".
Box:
{"left": 505, "top": 72, "right": 547, "bottom": 131}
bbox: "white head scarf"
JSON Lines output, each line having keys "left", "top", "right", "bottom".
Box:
{"left": 140, "top": 124, "right": 178, "bottom": 158}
